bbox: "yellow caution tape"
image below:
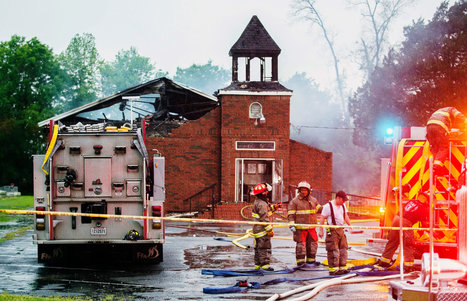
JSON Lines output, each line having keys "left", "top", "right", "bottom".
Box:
{"left": 0, "top": 209, "right": 456, "bottom": 232}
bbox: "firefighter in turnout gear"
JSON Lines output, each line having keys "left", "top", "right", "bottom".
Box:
{"left": 251, "top": 183, "right": 276, "bottom": 271}
{"left": 288, "top": 181, "right": 321, "bottom": 266}
{"left": 319, "top": 191, "right": 352, "bottom": 275}
{"left": 426, "top": 107, "right": 466, "bottom": 176}
{"left": 375, "top": 192, "right": 430, "bottom": 272}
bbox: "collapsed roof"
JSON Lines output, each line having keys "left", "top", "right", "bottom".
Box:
{"left": 38, "top": 77, "right": 219, "bottom": 128}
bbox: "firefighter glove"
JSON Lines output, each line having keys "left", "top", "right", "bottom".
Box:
{"left": 268, "top": 230, "right": 274, "bottom": 237}
{"left": 270, "top": 204, "right": 280, "bottom": 212}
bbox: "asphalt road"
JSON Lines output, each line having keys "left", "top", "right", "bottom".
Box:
{"left": 0, "top": 220, "right": 393, "bottom": 300}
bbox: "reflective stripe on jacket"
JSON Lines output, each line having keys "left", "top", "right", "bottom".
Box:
{"left": 252, "top": 198, "right": 272, "bottom": 238}
{"left": 427, "top": 107, "right": 466, "bottom": 133}
{"left": 288, "top": 194, "right": 320, "bottom": 229}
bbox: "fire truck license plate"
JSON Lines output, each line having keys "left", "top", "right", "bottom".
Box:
{"left": 90, "top": 227, "right": 107, "bottom": 235}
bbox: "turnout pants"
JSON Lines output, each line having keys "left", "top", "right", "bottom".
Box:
{"left": 254, "top": 236, "right": 271, "bottom": 269}
{"left": 380, "top": 216, "right": 415, "bottom": 267}
{"left": 325, "top": 228, "right": 348, "bottom": 272}
{"left": 294, "top": 229, "right": 318, "bottom": 265}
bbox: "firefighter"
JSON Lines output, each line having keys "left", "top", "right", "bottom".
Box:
{"left": 318, "top": 190, "right": 352, "bottom": 275}
{"left": 288, "top": 181, "right": 321, "bottom": 266}
{"left": 426, "top": 107, "right": 467, "bottom": 176}
{"left": 251, "top": 182, "right": 277, "bottom": 271}
{"left": 374, "top": 192, "right": 430, "bottom": 272}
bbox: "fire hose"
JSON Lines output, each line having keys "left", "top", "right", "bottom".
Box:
{"left": 266, "top": 270, "right": 419, "bottom": 301}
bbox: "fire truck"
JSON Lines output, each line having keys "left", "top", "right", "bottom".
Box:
{"left": 32, "top": 121, "right": 165, "bottom": 264}
{"left": 380, "top": 126, "right": 466, "bottom": 259}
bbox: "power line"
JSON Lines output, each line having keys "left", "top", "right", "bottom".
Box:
{"left": 291, "top": 124, "right": 373, "bottom": 131}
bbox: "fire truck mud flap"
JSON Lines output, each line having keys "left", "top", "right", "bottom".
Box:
{"left": 38, "top": 243, "right": 163, "bottom": 265}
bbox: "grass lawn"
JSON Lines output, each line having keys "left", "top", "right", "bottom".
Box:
{"left": 0, "top": 195, "right": 34, "bottom": 210}
{"left": 0, "top": 294, "right": 90, "bottom": 300}
{"left": 0, "top": 196, "right": 34, "bottom": 223}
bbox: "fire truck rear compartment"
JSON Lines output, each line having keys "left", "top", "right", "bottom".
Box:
{"left": 33, "top": 131, "right": 165, "bottom": 264}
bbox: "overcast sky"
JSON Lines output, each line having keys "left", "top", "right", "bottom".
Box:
{"left": 0, "top": 0, "right": 450, "bottom": 91}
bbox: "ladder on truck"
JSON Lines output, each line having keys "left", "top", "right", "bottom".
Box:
{"left": 382, "top": 127, "right": 466, "bottom": 258}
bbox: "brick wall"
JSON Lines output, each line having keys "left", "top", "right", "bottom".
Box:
{"left": 146, "top": 107, "right": 221, "bottom": 212}
{"left": 289, "top": 139, "right": 332, "bottom": 199}
{"left": 146, "top": 94, "right": 333, "bottom": 214}
{"left": 219, "top": 93, "right": 291, "bottom": 203}
{"left": 195, "top": 201, "right": 288, "bottom": 221}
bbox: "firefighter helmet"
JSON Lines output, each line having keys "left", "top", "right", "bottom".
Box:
{"left": 251, "top": 183, "right": 272, "bottom": 196}
{"left": 297, "top": 181, "right": 312, "bottom": 191}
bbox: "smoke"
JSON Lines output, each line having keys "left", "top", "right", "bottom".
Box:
{"left": 285, "top": 72, "right": 380, "bottom": 196}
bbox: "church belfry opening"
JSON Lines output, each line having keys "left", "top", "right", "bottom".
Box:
{"left": 229, "top": 15, "right": 281, "bottom": 82}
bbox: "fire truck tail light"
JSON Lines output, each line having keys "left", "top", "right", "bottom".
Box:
{"left": 152, "top": 205, "right": 162, "bottom": 229}
{"left": 152, "top": 222, "right": 162, "bottom": 230}
{"left": 152, "top": 206, "right": 162, "bottom": 217}
{"left": 35, "top": 206, "right": 46, "bottom": 230}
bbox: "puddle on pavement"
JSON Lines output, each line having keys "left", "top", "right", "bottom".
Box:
{"left": 184, "top": 245, "right": 253, "bottom": 269}
{"left": 0, "top": 216, "right": 33, "bottom": 239}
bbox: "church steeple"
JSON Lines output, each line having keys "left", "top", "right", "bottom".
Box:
{"left": 229, "top": 16, "right": 281, "bottom": 82}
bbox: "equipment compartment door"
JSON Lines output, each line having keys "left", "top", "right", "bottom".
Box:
{"left": 84, "top": 158, "right": 112, "bottom": 197}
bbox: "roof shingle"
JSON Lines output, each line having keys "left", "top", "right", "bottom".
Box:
{"left": 229, "top": 15, "right": 281, "bottom": 57}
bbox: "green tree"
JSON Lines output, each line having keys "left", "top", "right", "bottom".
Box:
{"left": 173, "top": 60, "right": 230, "bottom": 95}
{"left": 58, "top": 33, "right": 101, "bottom": 112}
{"left": 349, "top": 1, "right": 467, "bottom": 148}
{"left": 100, "top": 47, "right": 167, "bottom": 96}
{"left": 0, "top": 35, "right": 62, "bottom": 193}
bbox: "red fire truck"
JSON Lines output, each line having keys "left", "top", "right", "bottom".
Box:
{"left": 380, "top": 126, "right": 466, "bottom": 259}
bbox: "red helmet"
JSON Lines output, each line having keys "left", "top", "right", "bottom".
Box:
{"left": 251, "top": 183, "right": 272, "bottom": 196}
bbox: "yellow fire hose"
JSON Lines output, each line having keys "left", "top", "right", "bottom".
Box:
{"left": 41, "top": 124, "right": 59, "bottom": 175}
{"left": 230, "top": 228, "right": 367, "bottom": 250}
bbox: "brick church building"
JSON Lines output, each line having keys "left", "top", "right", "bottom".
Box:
{"left": 40, "top": 16, "right": 332, "bottom": 215}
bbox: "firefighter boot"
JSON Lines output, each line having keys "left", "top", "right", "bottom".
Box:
{"left": 374, "top": 258, "right": 391, "bottom": 270}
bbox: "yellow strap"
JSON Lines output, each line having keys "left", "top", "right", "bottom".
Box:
{"left": 288, "top": 209, "right": 317, "bottom": 215}
{"left": 41, "top": 124, "right": 59, "bottom": 175}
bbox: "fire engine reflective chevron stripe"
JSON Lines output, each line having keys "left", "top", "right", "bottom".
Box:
{"left": 41, "top": 124, "right": 59, "bottom": 175}
{"left": 395, "top": 138, "right": 465, "bottom": 244}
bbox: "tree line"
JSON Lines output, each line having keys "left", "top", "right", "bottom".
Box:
{"left": 0, "top": 32, "right": 231, "bottom": 193}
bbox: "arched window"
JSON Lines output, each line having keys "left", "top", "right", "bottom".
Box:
{"left": 249, "top": 102, "right": 263, "bottom": 119}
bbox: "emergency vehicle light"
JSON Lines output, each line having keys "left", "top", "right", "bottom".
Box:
{"left": 35, "top": 206, "right": 46, "bottom": 230}
{"left": 384, "top": 127, "right": 394, "bottom": 145}
{"left": 152, "top": 205, "right": 162, "bottom": 229}
{"left": 152, "top": 206, "right": 162, "bottom": 217}
{"left": 93, "top": 145, "right": 103, "bottom": 154}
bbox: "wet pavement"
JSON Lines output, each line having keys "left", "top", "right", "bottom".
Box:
{"left": 0, "top": 220, "right": 393, "bottom": 300}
